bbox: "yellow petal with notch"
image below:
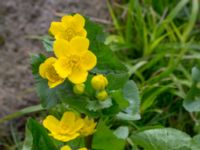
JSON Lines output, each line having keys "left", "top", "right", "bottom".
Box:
{"left": 81, "top": 51, "right": 97, "bottom": 70}
{"left": 53, "top": 38, "right": 71, "bottom": 58}
{"left": 70, "top": 37, "right": 89, "bottom": 55}
{"left": 68, "top": 67, "right": 88, "bottom": 84}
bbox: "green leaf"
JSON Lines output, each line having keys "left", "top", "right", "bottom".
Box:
{"left": 22, "top": 126, "right": 33, "bottom": 150}
{"left": 191, "top": 134, "right": 200, "bottom": 150}
{"left": 116, "top": 112, "right": 139, "bottom": 121}
{"left": 123, "top": 81, "right": 140, "bottom": 116}
{"left": 141, "top": 86, "right": 170, "bottom": 112}
{"left": 192, "top": 67, "right": 200, "bottom": 82}
{"left": 86, "top": 98, "right": 113, "bottom": 111}
{"left": 183, "top": 67, "right": 200, "bottom": 112}
{"left": 35, "top": 76, "right": 67, "bottom": 108}
{"left": 116, "top": 80, "right": 141, "bottom": 120}
{"left": 90, "top": 41, "right": 127, "bottom": 73}
{"left": 58, "top": 92, "right": 99, "bottom": 117}
{"left": 31, "top": 54, "right": 46, "bottom": 75}
{"left": 114, "top": 126, "right": 129, "bottom": 140}
{"left": 85, "top": 18, "right": 106, "bottom": 43}
{"left": 93, "top": 120, "right": 125, "bottom": 150}
{"left": 101, "top": 100, "right": 122, "bottom": 116}
{"left": 0, "top": 104, "right": 44, "bottom": 124}
{"left": 111, "top": 90, "right": 129, "bottom": 110}
{"left": 183, "top": 83, "right": 200, "bottom": 112}
{"left": 27, "top": 118, "right": 57, "bottom": 150}
{"left": 42, "top": 36, "right": 54, "bottom": 52}
{"left": 107, "top": 72, "right": 129, "bottom": 90}
{"left": 131, "top": 128, "right": 192, "bottom": 150}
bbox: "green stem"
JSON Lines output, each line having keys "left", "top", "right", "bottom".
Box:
{"left": 0, "top": 104, "right": 44, "bottom": 124}
{"left": 85, "top": 135, "right": 93, "bottom": 150}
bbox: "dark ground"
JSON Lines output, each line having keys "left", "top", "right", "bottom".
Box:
{"left": 0, "top": 0, "right": 109, "bottom": 119}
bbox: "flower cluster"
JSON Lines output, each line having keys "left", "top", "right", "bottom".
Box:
{"left": 43, "top": 111, "right": 96, "bottom": 142}
{"left": 39, "top": 14, "right": 110, "bottom": 149}
{"left": 39, "top": 14, "right": 97, "bottom": 88}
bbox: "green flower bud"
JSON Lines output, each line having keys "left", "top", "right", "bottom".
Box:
{"left": 96, "top": 90, "right": 108, "bottom": 101}
{"left": 73, "top": 83, "right": 85, "bottom": 95}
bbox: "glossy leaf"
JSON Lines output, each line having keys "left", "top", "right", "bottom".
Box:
{"left": 114, "top": 126, "right": 129, "bottom": 139}
{"left": 27, "top": 118, "right": 57, "bottom": 150}
{"left": 131, "top": 128, "right": 192, "bottom": 150}
{"left": 42, "top": 36, "right": 54, "bottom": 52}
{"left": 93, "top": 120, "right": 125, "bottom": 150}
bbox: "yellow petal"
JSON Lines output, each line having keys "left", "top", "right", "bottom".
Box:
{"left": 53, "top": 57, "right": 72, "bottom": 78}
{"left": 60, "top": 111, "right": 76, "bottom": 127}
{"left": 39, "top": 63, "right": 47, "bottom": 78}
{"left": 53, "top": 38, "right": 71, "bottom": 58}
{"left": 49, "top": 22, "right": 65, "bottom": 36}
{"left": 39, "top": 57, "right": 57, "bottom": 78}
{"left": 80, "top": 117, "right": 97, "bottom": 136}
{"left": 72, "top": 13, "right": 85, "bottom": 27}
{"left": 48, "top": 79, "right": 65, "bottom": 88}
{"left": 61, "top": 15, "right": 73, "bottom": 25}
{"left": 68, "top": 118, "right": 84, "bottom": 134}
{"left": 70, "top": 37, "right": 89, "bottom": 55}
{"left": 78, "top": 148, "right": 87, "bottom": 150}
{"left": 51, "top": 132, "right": 80, "bottom": 142}
{"left": 77, "top": 29, "right": 87, "bottom": 38}
{"left": 62, "top": 133, "right": 80, "bottom": 142}
{"left": 60, "top": 145, "right": 72, "bottom": 150}
{"left": 80, "top": 51, "right": 97, "bottom": 71}
{"left": 43, "top": 115, "right": 59, "bottom": 133}
{"left": 68, "top": 67, "right": 88, "bottom": 84}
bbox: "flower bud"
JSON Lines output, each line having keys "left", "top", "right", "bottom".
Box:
{"left": 73, "top": 83, "right": 85, "bottom": 95}
{"left": 96, "top": 90, "right": 108, "bottom": 101}
{"left": 91, "top": 74, "right": 108, "bottom": 91}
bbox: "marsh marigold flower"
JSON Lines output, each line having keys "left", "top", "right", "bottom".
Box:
{"left": 60, "top": 145, "right": 71, "bottom": 150}
{"left": 61, "top": 145, "right": 87, "bottom": 150}
{"left": 78, "top": 148, "right": 87, "bottom": 150}
{"left": 53, "top": 37, "right": 97, "bottom": 84}
{"left": 43, "top": 111, "right": 84, "bottom": 142}
{"left": 80, "top": 116, "right": 97, "bottom": 136}
{"left": 91, "top": 74, "right": 108, "bottom": 91}
{"left": 39, "top": 57, "right": 65, "bottom": 88}
{"left": 49, "top": 13, "right": 87, "bottom": 41}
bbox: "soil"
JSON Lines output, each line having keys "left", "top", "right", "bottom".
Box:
{"left": 0, "top": 0, "right": 109, "bottom": 119}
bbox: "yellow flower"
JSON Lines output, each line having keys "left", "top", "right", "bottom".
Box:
{"left": 53, "top": 37, "right": 97, "bottom": 84}
{"left": 61, "top": 145, "right": 71, "bottom": 150}
{"left": 43, "top": 111, "right": 84, "bottom": 142}
{"left": 39, "top": 57, "right": 65, "bottom": 88}
{"left": 49, "top": 13, "right": 87, "bottom": 41}
{"left": 73, "top": 83, "right": 85, "bottom": 95}
{"left": 91, "top": 74, "right": 108, "bottom": 91}
{"left": 60, "top": 145, "right": 87, "bottom": 150}
{"left": 78, "top": 148, "right": 87, "bottom": 150}
{"left": 96, "top": 90, "right": 108, "bottom": 101}
{"left": 80, "top": 116, "right": 97, "bottom": 136}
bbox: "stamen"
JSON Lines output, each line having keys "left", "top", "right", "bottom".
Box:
{"left": 65, "top": 28, "right": 76, "bottom": 41}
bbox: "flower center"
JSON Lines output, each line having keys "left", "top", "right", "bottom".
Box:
{"left": 46, "top": 66, "right": 61, "bottom": 81}
{"left": 59, "top": 123, "right": 71, "bottom": 134}
{"left": 65, "top": 27, "right": 76, "bottom": 41}
{"left": 68, "top": 55, "right": 80, "bottom": 68}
